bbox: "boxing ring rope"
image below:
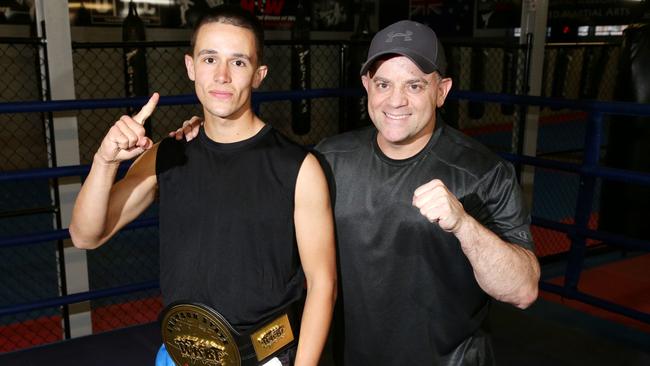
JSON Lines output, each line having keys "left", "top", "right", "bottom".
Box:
{"left": 0, "top": 88, "right": 363, "bottom": 115}
{"left": 0, "top": 217, "right": 157, "bottom": 249}
{"left": 1, "top": 89, "right": 649, "bottom": 333}
{"left": 0, "top": 280, "right": 159, "bottom": 318}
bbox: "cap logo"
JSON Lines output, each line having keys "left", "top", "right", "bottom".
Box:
{"left": 385, "top": 30, "right": 413, "bottom": 43}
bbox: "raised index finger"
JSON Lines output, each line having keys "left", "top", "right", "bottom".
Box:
{"left": 133, "top": 92, "right": 160, "bottom": 124}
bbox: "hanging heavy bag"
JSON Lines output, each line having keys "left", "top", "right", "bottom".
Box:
{"left": 345, "top": 1, "right": 372, "bottom": 132}
{"left": 291, "top": 0, "right": 311, "bottom": 135}
{"left": 441, "top": 47, "right": 459, "bottom": 129}
{"left": 123, "top": 1, "right": 151, "bottom": 135}
{"left": 599, "top": 23, "right": 650, "bottom": 241}
{"left": 500, "top": 48, "right": 517, "bottom": 116}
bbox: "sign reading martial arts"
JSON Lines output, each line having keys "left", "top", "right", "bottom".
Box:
{"left": 548, "top": 0, "right": 649, "bottom": 26}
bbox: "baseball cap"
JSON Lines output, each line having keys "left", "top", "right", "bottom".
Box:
{"left": 360, "top": 20, "right": 447, "bottom": 76}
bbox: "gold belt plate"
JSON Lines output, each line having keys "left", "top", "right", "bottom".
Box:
{"left": 161, "top": 303, "right": 241, "bottom": 366}
{"left": 250, "top": 313, "right": 294, "bottom": 361}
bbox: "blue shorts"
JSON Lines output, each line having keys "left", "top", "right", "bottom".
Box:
{"left": 155, "top": 344, "right": 175, "bottom": 366}
{"left": 155, "top": 344, "right": 296, "bottom": 366}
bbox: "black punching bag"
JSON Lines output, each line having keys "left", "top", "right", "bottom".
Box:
{"left": 500, "top": 48, "right": 517, "bottom": 115}
{"left": 599, "top": 24, "right": 650, "bottom": 241}
{"left": 291, "top": 0, "right": 311, "bottom": 135}
{"left": 123, "top": 1, "right": 150, "bottom": 133}
{"left": 345, "top": 1, "right": 372, "bottom": 132}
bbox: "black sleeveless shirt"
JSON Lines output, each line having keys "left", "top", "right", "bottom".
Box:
{"left": 156, "top": 125, "right": 308, "bottom": 331}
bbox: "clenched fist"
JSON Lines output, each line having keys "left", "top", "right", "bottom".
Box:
{"left": 412, "top": 179, "right": 468, "bottom": 233}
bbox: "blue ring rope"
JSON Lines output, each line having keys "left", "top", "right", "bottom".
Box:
{"left": 1, "top": 89, "right": 649, "bottom": 323}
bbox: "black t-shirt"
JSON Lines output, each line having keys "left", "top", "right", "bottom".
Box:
{"left": 316, "top": 121, "right": 533, "bottom": 365}
{"left": 156, "top": 125, "right": 307, "bottom": 331}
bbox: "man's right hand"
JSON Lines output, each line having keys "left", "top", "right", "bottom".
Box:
{"left": 169, "top": 116, "right": 203, "bottom": 142}
{"left": 96, "top": 93, "right": 159, "bottom": 164}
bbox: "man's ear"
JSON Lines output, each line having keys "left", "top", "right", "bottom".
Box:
{"left": 436, "top": 77, "right": 453, "bottom": 107}
{"left": 252, "top": 65, "right": 268, "bottom": 88}
{"left": 361, "top": 74, "right": 370, "bottom": 93}
{"left": 184, "top": 54, "right": 195, "bottom": 81}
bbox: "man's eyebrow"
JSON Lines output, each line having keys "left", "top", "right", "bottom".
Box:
{"left": 372, "top": 76, "right": 429, "bottom": 85}
{"left": 405, "top": 78, "right": 429, "bottom": 85}
{"left": 196, "top": 49, "right": 252, "bottom": 61}
{"left": 372, "top": 76, "right": 390, "bottom": 83}
{"left": 231, "top": 53, "right": 252, "bottom": 61}
{"left": 197, "top": 49, "right": 218, "bottom": 56}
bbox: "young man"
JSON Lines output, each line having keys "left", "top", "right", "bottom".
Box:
{"left": 175, "top": 19, "right": 540, "bottom": 366}
{"left": 69, "top": 6, "right": 336, "bottom": 366}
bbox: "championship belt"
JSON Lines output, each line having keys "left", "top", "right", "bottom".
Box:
{"left": 160, "top": 302, "right": 297, "bottom": 366}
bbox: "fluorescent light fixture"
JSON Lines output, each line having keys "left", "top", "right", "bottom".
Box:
{"left": 578, "top": 26, "right": 589, "bottom": 37}
{"left": 119, "top": 0, "right": 175, "bottom": 5}
{"left": 595, "top": 25, "right": 627, "bottom": 36}
{"left": 68, "top": 2, "right": 113, "bottom": 11}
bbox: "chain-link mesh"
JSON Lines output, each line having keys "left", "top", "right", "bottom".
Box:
{"left": 1, "top": 35, "right": 634, "bottom": 353}
{"left": 0, "top": 39, "right": 65, "bottom": 352}
{"left": 531, "top": 44, "right": 620, "bottom": 257}
{"left": 443, "top": 44, "right": 529, "bottom": 153}
{"left": 73, "top": 41, "right": 345, "bottom": 160}
{"left": 438, "top": 42, "right": 623, "bottom": 258}
{"left": 73, "top": 45, "right": 201, "bottom": 164}
{"left": 0, "top": 42, "right": 49, "bottom": 171}
{"left": 0, "top": 307, "right": 63, "bottom": 353}
{"left": 0, "top": 241, "right": 62, "bottom": 352}
{"left": 261, "top": 42, "right": 342, "bottom": 146}
{"left": 85, "top": 217, "right": 161, "bottom": 332}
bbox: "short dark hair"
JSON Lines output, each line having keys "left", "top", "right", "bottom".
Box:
{"left": 189, "top": 5, "right": 265, "bottom": 64}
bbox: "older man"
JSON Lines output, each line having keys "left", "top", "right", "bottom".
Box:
{"left": 315, "top": 20, "right": 539, "bottom": 365}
